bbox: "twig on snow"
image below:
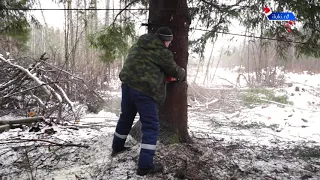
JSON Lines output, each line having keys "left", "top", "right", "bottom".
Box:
{"left": 259, "top": 98, "right": 320, "bottom": 112}
{"left": 23, "top": 147, "right": 35, "bottom": 180}
{"left": 1, "top": 138, "right": 89, "bottom": 148}
{"left": 217, "top": 75, "right": 238, "bottom": 88}
{"left": 205, "top": 99, "right": 219, "bottom": 108}
{"left": 192, "top": 99, "right": 219, "bottom": 108}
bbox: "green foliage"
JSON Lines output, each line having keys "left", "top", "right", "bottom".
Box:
{"left": 121, "top": 0, "right": 148, "bottom": 7}
{"left": 89, "top": 23, "right": 136, "bottom": 63}
{"left": 121, "top": 0, "right": 320, "bottom": 59}
{"left": 242, "top": 88, "right": 293, "bottom": 106}
{"left": 288, "top": 0, "right": 320, "bottom": 58}
{"left": 240, "top": 0, "right": 320, "bottom": 58}
{"left": 189, "top": 0, "right": 246, "bottom": 58}
{"left": 0, "top": 0, "right": 36, "bottom": 49}
{"left": 120, "top": 0, "right": 149, "bottom": 16}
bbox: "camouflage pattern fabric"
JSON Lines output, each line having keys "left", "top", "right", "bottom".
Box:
{"left": 119, "top": 33, "right": 186, "bottom": 105}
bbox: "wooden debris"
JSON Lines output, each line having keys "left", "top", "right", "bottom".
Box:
{"left": 0, "top": 116, "right": 45, "bottom": 125}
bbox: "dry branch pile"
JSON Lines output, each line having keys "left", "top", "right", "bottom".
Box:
{"left": 0, "top": 53, "right": 103, "bottom": 124}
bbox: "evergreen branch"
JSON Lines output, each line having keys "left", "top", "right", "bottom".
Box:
{"left": 198, "top": 0, "right": 248, "bottom": 12}
{"left": 112, "top": 0, "right": 140, "bottom": 26}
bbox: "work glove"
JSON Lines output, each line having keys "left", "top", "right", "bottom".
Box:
{"left": 180, "top": 68, "right": 186, "bottom": 82}
{"left": 166, "top": 68, "right": 186, "bottom": 83}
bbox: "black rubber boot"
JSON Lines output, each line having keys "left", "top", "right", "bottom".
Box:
{"left": 111, "top": 147, "right": 131, "bottom": 157}
{"left": 137, "top": 163, "right": 164, "bottom": 176}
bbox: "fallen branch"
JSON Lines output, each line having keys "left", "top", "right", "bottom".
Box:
{"left": 0, "top": 56, "right": 51, "bottom": 96}
{"left": 30, "top": 92, "right": 45, "bottom": 107}
{"left": 0, "top": 124, "right": 10, "bottom": 133}
{"left": 2, "top": 138, "right": 89, "bottom": 148}
{"left": 259, "top": 98, "right": 320, "bottom": 112}
{"left": 46, "top": 84, "right": 62, "bottom": 102}
{"left": 206, "top": 99, "right": 219, "bottom": 108}
{"left": 0, "top": 116, "right": 44, "bottom": 125}
{"left": 236, "top": 73, "right": 250, "bottom": 87}
{"left": 0, "top": 54, "right": 87, "bottom": 123}
{"left": 189, "top": 84, "right": 212, "bottom": 103}
{"left": 0, "top": 74, "right": 23, "bottom": 90}
{"left": 40, "top": 60, "right": 104, "bottom": 102}
{"left": 217, "top": 75, "right": 238, "bottom": 88}
{"left": 23, "top": 147, "right": 35, "bottom": 180}
{"left": 2, "top": 81, "right": 58, "bottom": 99}
{"left": 54, "top": 83, "right": 74, "bottom": 112}
{"left": 40, "top": 60, "right": 82, "bottom": 81}
{"left": 62, "top": 124, "right": 112, "bottom": 130}
{"left": 193, "top": 99, "right": 219, "bottom": 108}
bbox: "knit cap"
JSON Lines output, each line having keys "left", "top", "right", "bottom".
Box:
{"left": 155, "top": 27, "right": 173, "bottom": 41}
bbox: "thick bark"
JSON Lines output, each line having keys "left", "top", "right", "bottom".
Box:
{"left": 160, "top": 0, "right": 191, "bottom": 143}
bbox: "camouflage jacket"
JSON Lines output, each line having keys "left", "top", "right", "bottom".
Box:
{"left": 119, "top": 33, "right": 186, "bottom": 105}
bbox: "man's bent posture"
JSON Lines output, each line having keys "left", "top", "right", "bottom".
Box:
{"left": 111, "top": 27, "right": 186, "bottom": 176}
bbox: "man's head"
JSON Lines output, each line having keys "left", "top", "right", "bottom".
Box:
{"left": 155, "top": 27, "right": 173, "bottom": 47}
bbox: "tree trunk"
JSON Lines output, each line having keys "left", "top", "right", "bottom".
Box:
{"left": 83, "top": 0, "right": 89, "bottom": 80}
{"left": 192, "top": 56, "right": 203, "bottom": 84}
{"left": 105, "top": 0, "right": 110, "bottom": 26}
{"left": 211, "top": 47, "right": 222, "bottom": 83}
{"left": 130, "top": 0, "right": 192, "bottom": 144}
{"left": 63, "top": 1, "right": 71, "bottom": 94}
{"left": 203, "top": 40, "right": 215, "bottom": 84}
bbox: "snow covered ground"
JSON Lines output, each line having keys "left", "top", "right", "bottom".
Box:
{"left": 1, "top": 68, "right": 320, "bottom": 179}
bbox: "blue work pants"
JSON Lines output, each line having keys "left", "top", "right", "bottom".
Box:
{"left": 112, "top": 83, "right": 159, "bottom": 169}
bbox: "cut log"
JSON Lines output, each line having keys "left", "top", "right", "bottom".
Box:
{"left": 0, "top": 116, "right": 44, "bottom": 125}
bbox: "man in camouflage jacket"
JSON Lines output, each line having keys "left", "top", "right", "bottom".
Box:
{"left": 111, "top": 27, "right": 186, "bottom": 176}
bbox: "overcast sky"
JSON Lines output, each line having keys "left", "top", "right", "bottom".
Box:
{"left": 32, "top": 0, "right": 249, "bottom": 59}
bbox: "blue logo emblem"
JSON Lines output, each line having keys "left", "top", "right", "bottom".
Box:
{"left": 267, "top": 12, "right": 297, "bottom": 21}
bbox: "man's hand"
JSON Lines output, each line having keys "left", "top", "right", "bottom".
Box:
{"left": 181, "top": 68, "right": 186, "bottom": 81}
{"left": 166, "top": 68, "right": 186, "bottom": 83}
{"left": 176, "top": 68, "right": 186, "bottom": 82}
